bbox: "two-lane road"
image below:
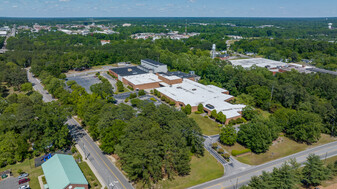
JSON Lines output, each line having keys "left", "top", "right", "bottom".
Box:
{"left": 190, "top": 140, "right": 337, "bottom": 189}
{"left": 26, "top": 68, "right": 134, "bottom": 189}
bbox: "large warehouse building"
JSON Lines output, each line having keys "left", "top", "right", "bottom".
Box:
{"left": 156, "top": 79, "right": 245, "bottom": 124}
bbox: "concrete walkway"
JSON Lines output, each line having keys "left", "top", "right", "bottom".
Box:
{"left": 37, "top": 175, "right": 44, "bottom": 189}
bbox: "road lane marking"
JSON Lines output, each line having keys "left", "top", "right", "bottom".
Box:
{"left": 83, "top": 136, "right": 128, "bottom": 189}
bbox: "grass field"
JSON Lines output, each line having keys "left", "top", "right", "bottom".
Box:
{"left": 221, "top": 134, "right": 337, "bottom": 165}
{"left": 156, "top": 151, "right": 224, "bottom": 189}
{"left": 0, "top": 158, "right": 43, "bottom": 189}
{"left": 189, "top": 113, "right": 220, "bottom": 136}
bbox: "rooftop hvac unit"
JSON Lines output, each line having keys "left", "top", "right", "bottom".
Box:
{"left": 128, "top": 68, "right": 132, "bottom": 72}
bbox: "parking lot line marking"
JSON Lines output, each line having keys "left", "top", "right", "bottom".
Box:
{"left": 83, "top": 136, "right": 127, "bottom": 189}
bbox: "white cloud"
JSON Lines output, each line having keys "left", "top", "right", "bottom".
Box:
{"left": 59, "top": 0, "right": 70, "bottom": 2}
{"left": 188, "top": 0, "right": 196, "bottom": 3}
{"left": 12, "top": 5, "right": 18, "bottom": 8}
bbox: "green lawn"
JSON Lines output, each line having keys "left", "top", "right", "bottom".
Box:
{"left": 0, "top": 158, "right": 43, "bottom": 189}
{"left": 189, "top": 113, "right": 221, "bottom": 136}
{"left": 156, "top": 151, "right": 224, "bottom": 189}
{"left": 78, "top": 161, "right": 102, "bottom": 189}
{"left": 221, "top": 134, "right": 337, "bottom": 165}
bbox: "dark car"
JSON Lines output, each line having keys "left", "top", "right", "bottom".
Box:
{"left": 18, "top": 178, "right": 30, "bottom": 184}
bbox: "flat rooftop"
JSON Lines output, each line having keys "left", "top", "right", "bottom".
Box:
{"left": 158, "top": 73, "right": 181, "bottom": 80}
{"left": 158, "top": 71, "right": 196, "bottom": 79}
{"left": 230, "top": 58, "right": 287, "bottom": 68}
{"left": 142, "top": 59, "right": 166, "bottom": 66}
{"left": 156, "top": 79, "right": 244, "bottom": 119}
{"left": 124, "top": 73, "right": 162, "bottom": 85}
{"left": 110, "top": 66, "right": 147, "bottom": 77}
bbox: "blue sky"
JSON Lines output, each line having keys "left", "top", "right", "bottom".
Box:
{"left": 0, "top": 0, "right": 336, "bottom": 17}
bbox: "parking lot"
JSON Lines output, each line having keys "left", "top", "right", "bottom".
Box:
{"left": 66, "top": 74, "right": 101, "bottom": 93}
{"left": 0, "top": 176, "right": 30, "bottom": 189}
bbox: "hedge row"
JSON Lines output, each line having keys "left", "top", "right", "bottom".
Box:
{"left": 231, "top": 149, "right": 251, "bottom": 156}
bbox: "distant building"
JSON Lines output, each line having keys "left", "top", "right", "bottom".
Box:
{"left": 329, "top": 23, "right": 333, "bottom": 30}
{"left": 122, "top": 23, "right": 132, "bottom": 27}
{"left": 140, "top": 59, "right": 168, "bottom": 73}
{"left": 0, "top": 31, "right": 7, "bottom": 37}
{"left": 100, "top": 40, "right": 111, "bottom": 45}
{"left": 42, "top": 154, "right": 88, "bottom": 189}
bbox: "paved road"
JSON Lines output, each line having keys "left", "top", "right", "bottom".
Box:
{"left": 67, "top": 118, "right": 133, "bottom": 189}
{"left": 26, "top": 68, "right": 134, "bottom": 189}
{"left": 26, "top": 68, "right": 55, "bottom": 102}
{"left": 101, "top": 72, "right": 117, "bottom": 93}
{"left": 190, "top": 140, "right": 337, "bottom": 189}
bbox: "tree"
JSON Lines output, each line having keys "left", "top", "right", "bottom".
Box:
{"left": 302, "top": 154, "right": 331, "bottom": 187}
{"left": 242, "top": 105, "right": 258, "bottom": 121}
{"left": 138, "top": 89, "right": 146, "bottom": 96}
{"left": 219, "top": 125, "right": 237, "bottom": 146}
{"left": 210, "top": 110, "right": 217, "bottom": 119}
{"left": 197, "top": 103, "right": 204, "bottom": 113}
{"left": 117, "top": 80, "right": 124, "bottom": 92}
{"left": 184, "top": 104, "right": 192, "bottom": 115}
{"left": 21, "top": 83, "right": 32, "bottom": 92}
{"left": 216, "top": 112, "right": 226, "bottom": 124}
{"left": 237, "top": 121, "right": 278, "bottom": 153}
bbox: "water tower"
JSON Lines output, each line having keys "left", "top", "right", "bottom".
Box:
{"left": 211, "top": 44, "right": 216, "bottom": 59}
{"left": 328, "top": 23, "right": 333, "bottom": 29}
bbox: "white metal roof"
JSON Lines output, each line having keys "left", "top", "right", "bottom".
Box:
{"left": 123, "top": 73, "right": 162, "bottom": 85}
{"left": 156, "top": 79, "right": 245, "bottom": 119}
{"left": 230, "top": 58, "right": 287, "bottom": 68}
{"left": 158, "top": 73, "right": 181, "bottom": 80}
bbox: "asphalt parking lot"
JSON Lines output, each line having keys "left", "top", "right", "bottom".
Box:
{"left": 0, "top": 177, "right": 29, "bottom": 189}
{"left": 66, "top": 74, "right": 101, "bottom": 93}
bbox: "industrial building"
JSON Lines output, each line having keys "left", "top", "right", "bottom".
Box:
{"left": 122, "top": 73, "right": 162, "bottom": 90}
{"left": 156, "top": 79, "right": 245, "bottom": 124}
{"left": 109, "top": 66, "right": 147, "bottom": 80}
{"left": 41, "top": 154, "right": 88, "bottom": 189}
{"left": 140, "top": 59, "right": 168, "bottom": 73}
{"left": 229, "top": 58, "right": 287, "bottom": 69}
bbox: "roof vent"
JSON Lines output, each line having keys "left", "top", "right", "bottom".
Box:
{"left": 128, "top": 68, "right": 132, "bottom": 72}
{"left": 192, "top": 88, "right": 197, "bottom": 91}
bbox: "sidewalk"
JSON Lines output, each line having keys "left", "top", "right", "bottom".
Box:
{"left": 76, "top": 144, "right": 106, "bottom": 189}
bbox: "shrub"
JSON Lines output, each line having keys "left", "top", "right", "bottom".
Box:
{"left": 223, "top": 153, "right": 230, "bottom": 160}
{"left": 17, "top": 169, "right": 24, "bottom": 175}
{"left": 127, "top": 86, "right": 134, "bottom": 91}
{"left": 95, "top": 72, "right": 100, "bottom": 76}
{"left": 124, "top": 98, "right": 129, "bottom": 103}
{"left": 129, "top": 93, "right": 137, "bottom": 99}
{"left": 150, "top": 90, "right": 154, "bottom": 94}
{"left": 195, "top": 111, "right": 202, "bottom": 114}
{"left": 231, "top": 149, "right": 251, "bottom": 156}
{"left": 138, "top": 89, "right": 146, "bottom": 96}
{"left": 212, "top": 143, "right": 218, "bottom": 149}
{"left": 150, "top": 97, "right": 157, "bottom": 102}
{"left": 204, "top": 115, "right": 208, "bottom": 118}
{"left": 169, "top": 101, "right": 175, "bottom": 106}
{"left": 217, "top": 148, "right": 224, "bottom": 154}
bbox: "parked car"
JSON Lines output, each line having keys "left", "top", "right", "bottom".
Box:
{"left": 18, "top": 173, "right": 29, "bottom": 179}
{"left": 19, "top": 185, "right": 30, "bottom": 189}
{"left": 18, "top": 178, "right": 30, "bottom": 184}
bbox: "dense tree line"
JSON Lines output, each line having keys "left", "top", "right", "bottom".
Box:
{"left": 242, "top": 155, "right": 337, "bottom": 189}
{"left": 231, "top": 38, "right": 337, "bottom": 70}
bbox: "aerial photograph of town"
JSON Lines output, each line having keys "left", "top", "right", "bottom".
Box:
{"left": 0, "top": 0, "right": 337, "bottom": 189}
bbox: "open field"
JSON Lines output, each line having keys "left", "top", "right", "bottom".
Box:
{"left": 189, "top": 113, "right": 220, "bottom": 136}
{"left": 221, "top": 134, "right": 337, "bottom": 165}
{"left": 156, "top": 151, "right": 224, "bottom": 189}
{"left": 0, "top": 158, "right": 43, "bottom": 189}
